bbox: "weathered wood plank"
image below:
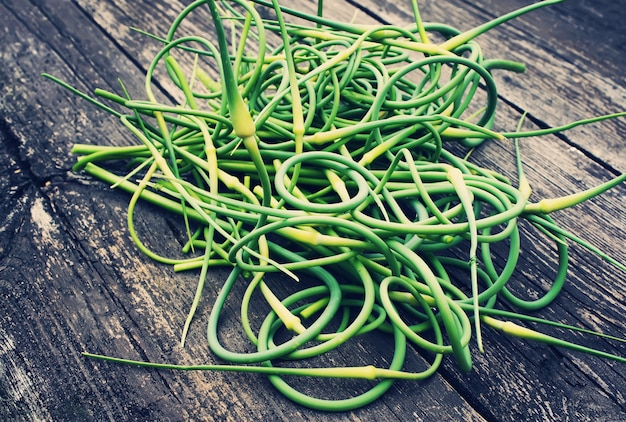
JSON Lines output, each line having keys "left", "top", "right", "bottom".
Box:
{"left": 0, "top": 0, "right": 625, "bottom": 421}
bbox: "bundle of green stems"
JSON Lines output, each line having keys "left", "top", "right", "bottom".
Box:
{"left": 46, "top": 0, "right": 626, "bottom": 411}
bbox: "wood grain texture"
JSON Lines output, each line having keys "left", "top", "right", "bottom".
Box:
{"left": 0, "top": 0, "right": 624, "bottom": 420}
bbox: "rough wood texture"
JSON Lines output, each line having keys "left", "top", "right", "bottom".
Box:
{"left": 1, "top": 0, "right": 625, "bottom": 420}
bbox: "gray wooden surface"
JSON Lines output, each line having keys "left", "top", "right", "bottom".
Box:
{"left": 1, "top": 0, "right": 625, "bottom": 420}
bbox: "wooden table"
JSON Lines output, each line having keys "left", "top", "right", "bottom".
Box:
{"left": 1, "top": 0, "right": 625, "bottom": 420}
